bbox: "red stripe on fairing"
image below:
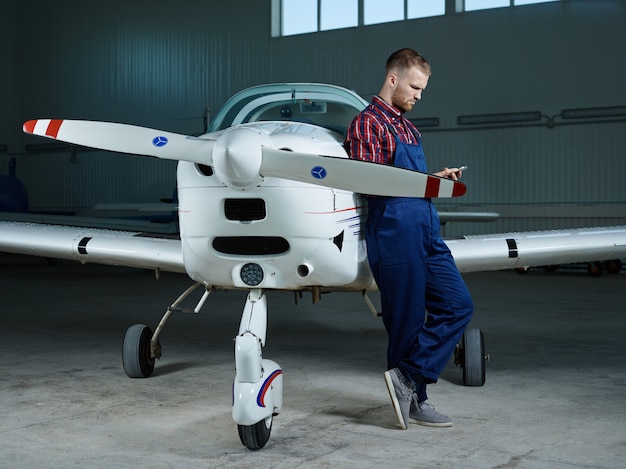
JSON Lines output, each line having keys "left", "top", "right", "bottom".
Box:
{"left": 256, "top": 369, "right": 283, "bottom": 407}
{"left": 46, "top": 119, "right": 64, "bottom": 138}
{"left": 452, "top": 181, "right": 467, "bottom": 197}
{"left": 23, "top": 120, "right": 37, "bottom": 134}
{"left": 424, "top": 176, "right": 441, "bottom": 198}
{"left": 304, "top": 205, "right": 363, "bottom": 215}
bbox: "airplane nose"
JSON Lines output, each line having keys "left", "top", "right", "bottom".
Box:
{"left": 212, "top": 127, "right": 268, "bottom": 190}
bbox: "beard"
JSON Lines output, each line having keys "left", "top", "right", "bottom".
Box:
{"left": 391, "top": 89, "right": 416, "bottom": 114}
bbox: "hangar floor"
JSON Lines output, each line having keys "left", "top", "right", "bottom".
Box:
{"left": 1, "top": 253, "right": 624, "bottom": 469}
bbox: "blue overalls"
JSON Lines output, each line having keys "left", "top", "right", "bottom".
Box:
{"left": 365, "top": 125, "right": 473, "bottom": 402}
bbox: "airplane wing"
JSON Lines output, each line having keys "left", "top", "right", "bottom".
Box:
{"left": 446, "top": 225, "right": 626, "bottom": 273}
{"left": 0, "top": 220, "right": 185, "bottom": 273}
{"left": 1, "top": 220, "right": 624, "bottom": 277}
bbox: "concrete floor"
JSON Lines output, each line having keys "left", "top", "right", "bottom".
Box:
{"left": 1, "top": 253, "right": 625, "bottom": 469}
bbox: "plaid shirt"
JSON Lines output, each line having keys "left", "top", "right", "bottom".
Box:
{"left": 345, "top": 96, "right": 421, "bottom": 165}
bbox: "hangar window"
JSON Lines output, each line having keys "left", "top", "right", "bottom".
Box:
{"left": 272, "top": 0, "right": 559, "bottom": 37}
{"left": 464, "top": 0, "right": 557, "bottom": 11}
{"left": 322, "top": 0, "right": 359, "bottom": 31}
{"left": 364, "top": 0, "right": 446, "bottom": 25}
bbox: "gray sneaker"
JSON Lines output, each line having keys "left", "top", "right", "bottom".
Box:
{"left": 383, "top": 368, "right": 415, "bottom": 430}
{"left": 409, "top": 395, "right": 452, "bottom": 427}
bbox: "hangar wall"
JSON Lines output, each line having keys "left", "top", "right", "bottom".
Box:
{"left": 1, "top": 0, "right": 624, "bottom": 235}
{"left": 0, "top": 2, "right": 19, "bottom": 155}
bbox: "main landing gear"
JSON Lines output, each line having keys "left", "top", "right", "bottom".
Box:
{"left": 122, "top": 282, "right": 208, "bottom": 378}
{"left": 121, "top": 284, "right": 282, "bottom": 450}
{"left": 122, "top": 324, "right": 156, "bottom": 378}
{"left": 455, "top": 328, "right": 488, "bottom": 386}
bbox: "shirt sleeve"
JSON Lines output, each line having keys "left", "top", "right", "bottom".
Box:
{"left": 345, "top": 113, "right": 383, "bottom": 163}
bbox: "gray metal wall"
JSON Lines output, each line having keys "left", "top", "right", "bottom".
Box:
{"left": 1, "top": 0, "right": 624, "bottom": 234}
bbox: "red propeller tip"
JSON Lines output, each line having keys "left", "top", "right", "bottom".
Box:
{"left": 23, "top": 120, "right": 37, "bottom": 134}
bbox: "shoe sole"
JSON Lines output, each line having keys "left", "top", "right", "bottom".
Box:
{"left": 384, "top": 370, "right": 408, "bottom": 430}
{"left": 408, "top": 417, "right": 453, "bottom": 427}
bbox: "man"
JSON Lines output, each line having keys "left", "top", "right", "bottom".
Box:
{"left": 345, "top": 48, "right": 473, "bottom": 430}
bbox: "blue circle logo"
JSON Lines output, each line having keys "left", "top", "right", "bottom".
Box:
{"left": 152, "top": 136, "right": 168, "bottom": 147}
{"left": 311, "top": 166, "right": 327, "bottom": 179}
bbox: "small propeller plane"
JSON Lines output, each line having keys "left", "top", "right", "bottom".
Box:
{"left": 1, "top": 83, "right": 625, "bottom": 450}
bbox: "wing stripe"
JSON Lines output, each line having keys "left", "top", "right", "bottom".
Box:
{"left": 506, "top": 238, "right": 518, "bottom": 258}
{"left": 78, "top": 237, "right": 92, "bottom": 255}
{"left": 46, "top": 119, "right": 64, "bottom": 138}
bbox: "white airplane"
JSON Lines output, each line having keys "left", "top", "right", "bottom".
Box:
{"left": 1, "top": 83, "right": 625, "bottom": 450}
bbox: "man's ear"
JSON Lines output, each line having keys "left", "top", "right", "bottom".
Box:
{"left": 388, "top": 72, "right": 398, "bottom": 87}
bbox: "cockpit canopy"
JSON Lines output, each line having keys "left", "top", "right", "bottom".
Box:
{"left": 208, "top": 83, "right": 369, "bottom": 136}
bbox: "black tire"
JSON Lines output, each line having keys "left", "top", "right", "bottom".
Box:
{"left": 462, "top": 328, "right": 486, "bottom": 387}
{"left": 122, "top": 324, "right": 155, "bottom": 378}
{"left": 238, "top": 415, "right": 273, "bottom": 450}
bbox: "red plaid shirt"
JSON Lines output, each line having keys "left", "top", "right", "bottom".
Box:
{"left": 345, "top": 96, "right": 421, "bottom": 165}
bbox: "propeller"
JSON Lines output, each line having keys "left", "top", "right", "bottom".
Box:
{"left": 23, "top": 119, "right": 466, "bottom": 198}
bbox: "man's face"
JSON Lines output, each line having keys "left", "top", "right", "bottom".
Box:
{"left": 391, "top": 67, "right": 429, "bottom": 114}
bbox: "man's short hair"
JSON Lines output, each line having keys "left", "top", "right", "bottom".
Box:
{"left": 386, "top": 48, "right": 431, "bottom": 76}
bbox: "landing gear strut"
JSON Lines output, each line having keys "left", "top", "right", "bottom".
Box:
{"left": 122, "top": 282, "right": 209, "bottom": 378}
{"left": 232, "top": 289, "right": 283, "bottom": 450}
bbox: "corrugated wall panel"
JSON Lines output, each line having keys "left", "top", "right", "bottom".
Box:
{"left": 426, "top": 122, "right": 626, "bottom": 205}
{"left": 428, "top": 121, "right": 626, "bottom": 236}
{"left": 17, "top": 151, "right": 178, "bottom": 210}
{"left": 15, "top": 1, "right": 275, "bottom": 210}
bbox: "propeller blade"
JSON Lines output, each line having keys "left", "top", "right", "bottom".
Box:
{"left": 23, "top": 119, "right": 214, "bottom": 165}
{"left": 260, "top": 147, "right": 466, "bottom": 198}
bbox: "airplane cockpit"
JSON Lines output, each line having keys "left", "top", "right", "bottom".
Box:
{"left": 207, "top": 83, "right": 369, "bottom": 136}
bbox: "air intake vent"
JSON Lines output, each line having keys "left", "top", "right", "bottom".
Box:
{"left": 224, "top": 199, "right": 266, "bottom": 221}
{"left": 213, "top": 237, "right": 289, "bottom": 255}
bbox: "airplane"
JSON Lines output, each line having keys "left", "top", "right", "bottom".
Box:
{"left": 1, "top": 83, "right": 625, "bottom": 450}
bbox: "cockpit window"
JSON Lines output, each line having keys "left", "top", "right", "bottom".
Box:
{"left": 250, "top": 99, "right": 361, "bottom": 135}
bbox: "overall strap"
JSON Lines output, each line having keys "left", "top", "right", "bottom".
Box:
{"left": 385, "top": 121, "right": 420, "bottom": 143}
